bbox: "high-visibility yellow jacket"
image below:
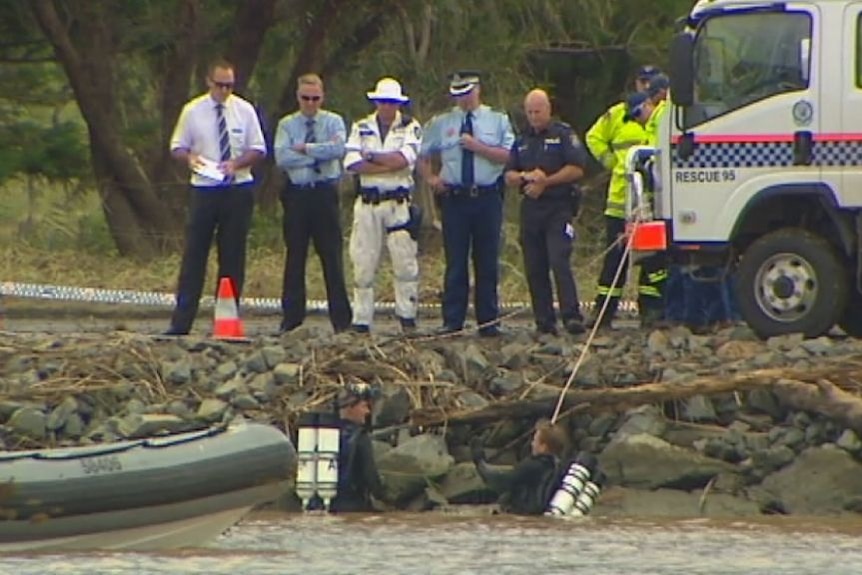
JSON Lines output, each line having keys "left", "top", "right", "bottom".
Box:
{"left": 586, "top": 102, "right": 649, "bottom": 219}
{"left": 645, "top": 99, "right": 667, "bottom": 147}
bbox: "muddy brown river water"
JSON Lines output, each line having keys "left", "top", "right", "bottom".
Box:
{"left": 3, "top": 512, "right": 862, "bottom": 574}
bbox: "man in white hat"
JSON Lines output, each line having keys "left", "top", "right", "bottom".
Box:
{"left": 344, "top": 77, "right": 423, "bottom": 334}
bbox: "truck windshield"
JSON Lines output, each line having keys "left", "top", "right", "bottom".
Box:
{"left": 685, "top": 10, "right": 811, "bottom": 128}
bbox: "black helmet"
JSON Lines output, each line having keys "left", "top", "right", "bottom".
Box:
{"left": 336, "top": 382, "right": 379, "bottom": 408}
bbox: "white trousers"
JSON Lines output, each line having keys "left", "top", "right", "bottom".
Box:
{"left": 348, "top": 198, "right": 419, "bottom": 326}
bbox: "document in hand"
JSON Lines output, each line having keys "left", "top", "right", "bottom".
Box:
{"left": 193, "top": 157, "right": 226, "bottom": 181}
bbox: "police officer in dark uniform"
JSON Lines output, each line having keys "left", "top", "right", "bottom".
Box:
{"left": 329, "top": 383, "right": 387, "bottom": 513}
{"left": 505, "top": 89, "right": 587, "bottom": 335}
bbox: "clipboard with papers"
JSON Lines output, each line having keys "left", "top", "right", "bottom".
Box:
{"left": 193, "top": 156, "right": 227, "bottom": 182}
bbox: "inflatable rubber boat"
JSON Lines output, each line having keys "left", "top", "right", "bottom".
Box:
{"left": 0, "top": 422, "right": 295, "bottom": 551}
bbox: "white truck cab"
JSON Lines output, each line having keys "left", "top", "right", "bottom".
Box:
{"left": 630, "top": 0, "right": 862, "bottom": 338}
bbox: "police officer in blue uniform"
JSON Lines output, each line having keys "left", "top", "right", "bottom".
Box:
{"left": 419, "top": 71, "right": 515, "bottom": 336}
{"left": 505, "top": 89, "right": 587, "bottom": 336}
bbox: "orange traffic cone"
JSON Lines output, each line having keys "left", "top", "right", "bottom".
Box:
{"left": 213, "top": 277, "right": 245, "bottom": 340}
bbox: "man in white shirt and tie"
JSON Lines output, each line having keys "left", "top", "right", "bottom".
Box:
{"left": 165, "top": 58, "right": 266, "bottom": 336}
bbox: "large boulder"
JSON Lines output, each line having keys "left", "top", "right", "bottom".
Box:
{"left": 377, "top": 434, "right": 454, "bottom": 503}
{"left": 756, "top": 446, "right": 862, "bottom": 514}
{"left": 600, "top": 433, "right": 737, "bottom": 490}
{"left": 438, "top": 461, "right": 498, "bottom": 504}
{"left": 595, "top": 486, "right": 761, "bottom": 517}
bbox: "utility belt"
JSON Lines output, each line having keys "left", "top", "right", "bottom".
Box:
{"left": 288, "top": 179, "right": 337, "bottom": 191}
{"left": 521, "top": 185, "right": 582, "bottom": 215}
{"left": 358, "top": 186, "right": 410, "bottom": 204}
{"left": 443, "top": 182, "right": 501, "bottom": 198}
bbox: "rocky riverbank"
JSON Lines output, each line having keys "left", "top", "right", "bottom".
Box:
{"left": 2, "top": 322, "right": 862, "bottom": 518}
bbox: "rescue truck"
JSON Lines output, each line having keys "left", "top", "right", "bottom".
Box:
{"left": 627, "top": 0, "right": 862, "bottom": 338}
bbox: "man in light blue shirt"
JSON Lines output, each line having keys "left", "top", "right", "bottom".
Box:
{"left": 419, "top": 71, "right": 514, "bottom": 336}
{"left": 274, "top": 73, "right": 352, "bottom": 333}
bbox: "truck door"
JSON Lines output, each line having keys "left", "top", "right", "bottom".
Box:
{"left": 841, "top": 3, "right": 862, "bottom": 206}
{"left": 669, "top": 4, "right": 821, "bottom": 244}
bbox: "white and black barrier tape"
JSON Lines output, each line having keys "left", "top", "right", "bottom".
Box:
{"left": 0, "top": 281, "right": 640, "bottom": 314}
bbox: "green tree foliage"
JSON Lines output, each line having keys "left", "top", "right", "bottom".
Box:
{"left": 0, "top": 0, "right": 693, "bottom": 258}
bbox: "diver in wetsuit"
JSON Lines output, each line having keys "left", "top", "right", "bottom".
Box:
{"left": 329, "top": 383, "right": 388, "bottom": 513}
{"left": 471, "top": 420, "right": 567, "bottom": 515}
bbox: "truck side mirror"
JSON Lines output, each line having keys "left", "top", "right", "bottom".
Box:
{"left": 670, "top": 33, "right": 695, "bottom": 107}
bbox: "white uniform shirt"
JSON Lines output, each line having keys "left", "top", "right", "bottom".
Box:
{"left": 170, "top": 94, "right": 266, "bottom": 187}
{"left": 344, "top": 111, "right": 421, "bottom": 191}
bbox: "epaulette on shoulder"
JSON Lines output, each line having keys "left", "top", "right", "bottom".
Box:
{"left": 554, "top": 121, "right": 573, "bottom": 131}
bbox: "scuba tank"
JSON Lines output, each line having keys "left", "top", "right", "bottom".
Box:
{"left": 568, "top": 469, "right": 607, "bottom": 517}
{"left": 545, "top": 451, "right": 597, "bottom": 516}
{"left": 296, "top": 411, "right": 340, "bottom": 511}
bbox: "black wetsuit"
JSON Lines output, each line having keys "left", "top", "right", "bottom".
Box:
{"left": 475, "top": 453, "right": 559, "bottom": 515}
{"left": 329, "top": 419, "right": 386, "bottom": 513}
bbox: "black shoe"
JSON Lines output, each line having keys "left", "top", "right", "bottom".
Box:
{"left": 586, "top": 313, "right": 614, "bottom": 330}
{"left": 437, "top": 324, "right": 463, "bottom": 335}
{"left": 399, "top": 317, "right": 417, "bottom": 333}
{"left": 279, "top": 320, "right": 301, "bottom": 334}
{"left": 478, "top": 325, "right": 501, "bottom": 338}
{"left": 564, "top": 319, "right": 586, "bottom": 335}
{"left": 162, "top": 326, "right": 189, "bottom": 336}
{"left": 536, "top": 324, "right": 558, "bottom": 336}
{"left": 352, "top": 324, "right": 370, "bottom": 334}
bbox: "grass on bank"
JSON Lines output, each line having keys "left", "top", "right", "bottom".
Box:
{"left": 0, "top": 178, "right": 634, "bottom": 306}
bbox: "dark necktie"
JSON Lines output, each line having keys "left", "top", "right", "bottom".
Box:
{"left": 216, "top": 103, "right": 230, "bottom": 162}
{"left": 461, "top": 111, "right": 475, "bottom": 186}
{"left": 305, "top": 118, "right": 320, "bottom": 174}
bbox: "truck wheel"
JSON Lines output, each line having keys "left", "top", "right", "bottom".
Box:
{"left": 735, "top": 229, "right": 847, "bottom": 338}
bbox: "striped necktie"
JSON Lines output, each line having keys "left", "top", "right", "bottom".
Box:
{"left": 306, "top": 118, "right": 320, "bottom": 173}
{"left": 461, "top": 111, "right": 475, "bottom": 186}
{"left": 216, "top": 103, "right": 231, "bottom": 162}
{"left": 305, "top": 118, "right": 316, "bottom": 144}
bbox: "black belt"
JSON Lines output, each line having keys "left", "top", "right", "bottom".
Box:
{"left": 290, "top": 180, "right": 336, "bottom": 190}
{"left": 359, "top": 187, "right": 410, "bottom": 204}
{"left": 446, "top": 183, "right": 499, "bottom": 198}
{"left": 191, "top": 182, "right": 253, "bottom": 192}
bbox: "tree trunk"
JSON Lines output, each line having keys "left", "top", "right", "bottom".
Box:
{"left": 410, "top": 365, "right": 862, "bottom": 430}
{"left": 30, "top": 0, "right": 179, "bottom": 258}
{"left": 152, "top": 0, "right": 201, "bottom": 221}
{"left": 226, "top": 0, "right": 277, "bottom": 93}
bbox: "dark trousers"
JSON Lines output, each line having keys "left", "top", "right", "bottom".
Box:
{"left": 520, "top": 198, "right": 582, "bottom": 329}
{"left": 440, "top": 190, "right": 503, "bottom": 330}
{"left": 666, "top": 265, "right": 739, "bottom": 327}
{"left": 593, "top": 215, "right": 665, "bottom": 318}
{"left": 170, "top": 184, "right": 255, "bottom": 332}
{"left": 280, "top": 183, "right": 352, "bottom": 331}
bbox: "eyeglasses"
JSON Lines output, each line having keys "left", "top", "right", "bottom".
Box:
{"left": 213, "top": 81, "right": 234, "bottom": 89}
{"left": 300, "top": 95, "right": 322, "bottom": 102}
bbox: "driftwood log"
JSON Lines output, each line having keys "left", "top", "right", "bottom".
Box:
{"left": 410, "top": 363, "right": 862, "bottom": 435}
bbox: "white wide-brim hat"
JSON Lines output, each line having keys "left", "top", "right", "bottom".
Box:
{"left": 366, "top": 77, "right": 409, "bottom": 103}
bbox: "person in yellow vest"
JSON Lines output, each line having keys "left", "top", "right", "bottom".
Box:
{"left": 586, "top": 66, "right": 665, "bottom": 329}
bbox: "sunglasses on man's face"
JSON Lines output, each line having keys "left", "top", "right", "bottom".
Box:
{"left": 300, "top": 95, "right": 322, "bottom": 102}
{"left": 212, "top": 81, "right": 234, "bottom": 89}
